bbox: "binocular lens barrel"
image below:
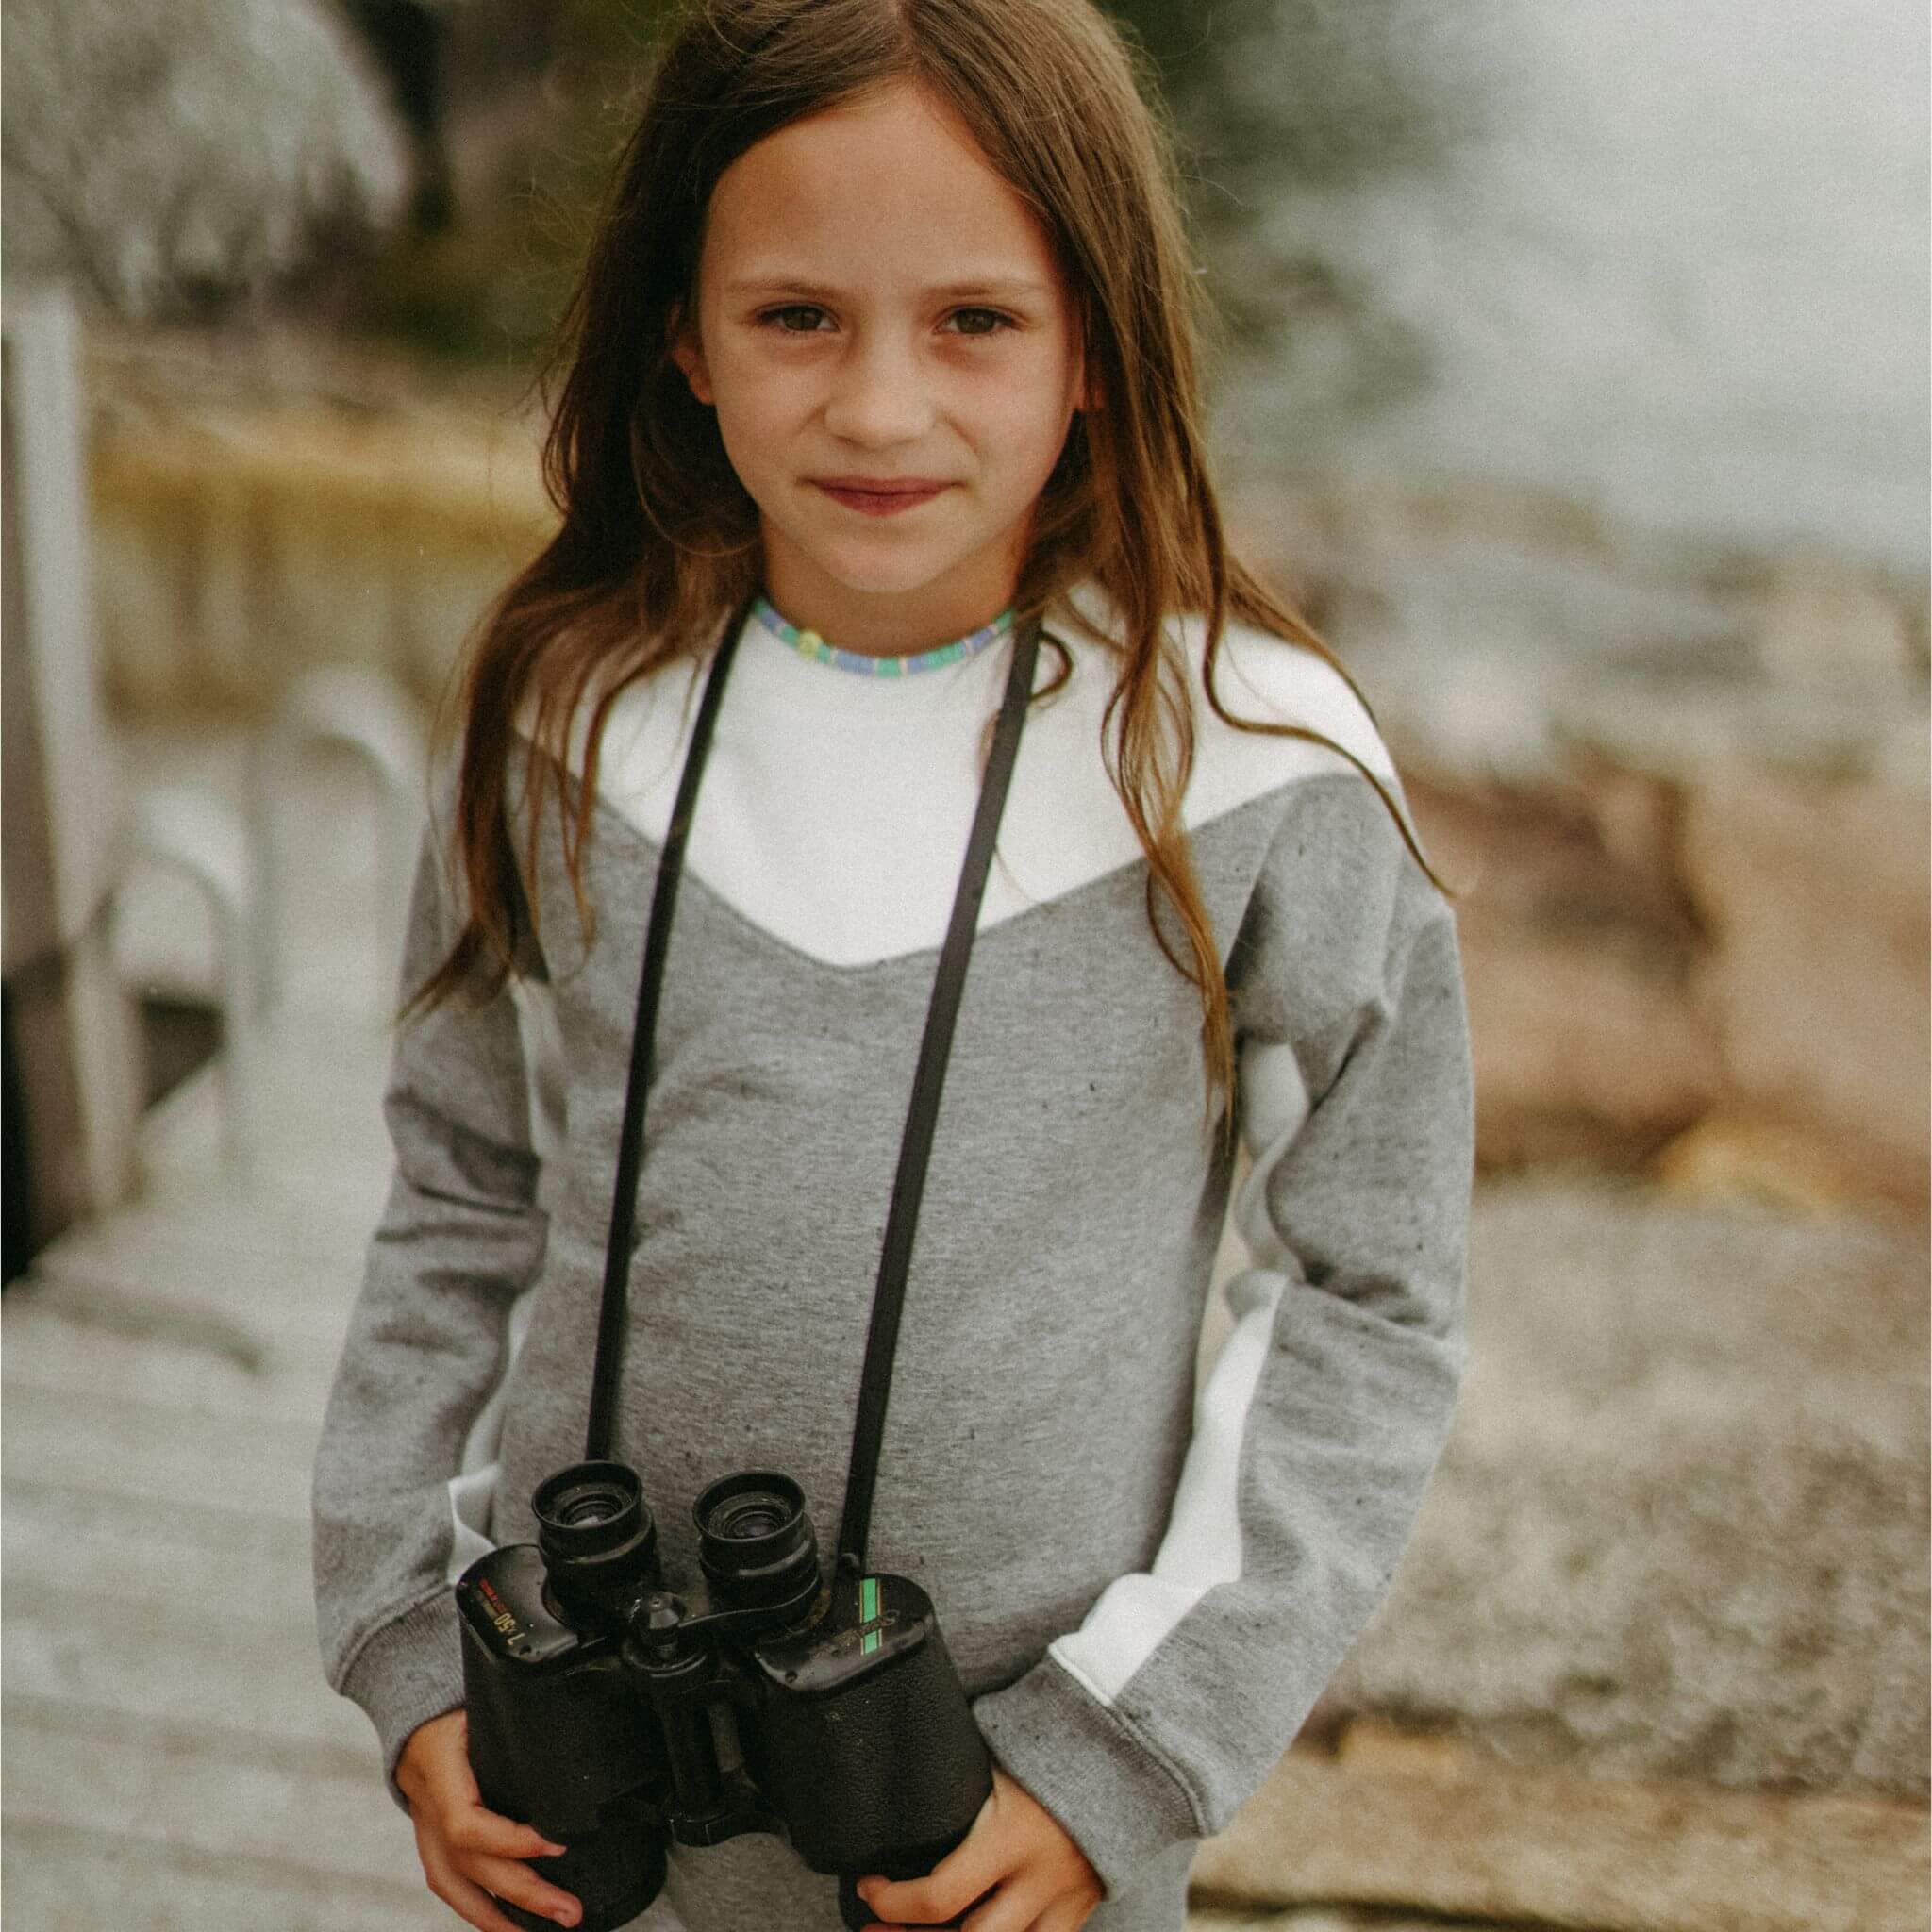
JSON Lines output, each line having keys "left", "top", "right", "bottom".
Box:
{"left": 532, "top": 1461, "right": 660, "bottom": 1612}
{"left": 693, "top": 1471, "right": 817, "bottom": 1601}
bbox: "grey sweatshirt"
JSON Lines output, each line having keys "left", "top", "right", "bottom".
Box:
{"left": 311, "top": 587, "right": 1473, "bottom": 1932}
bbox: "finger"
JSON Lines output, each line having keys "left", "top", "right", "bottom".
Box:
{"left": 448, "top": 1805, "right": 569, "bottom": 1863}
{"left": 864, "top": 1867, "right": 1004, "bottom": 1927}
{"left": 862, "top": 1819, "right": 1011, "bottom": 1926}
{"left": 459, "top": 1849, "right": 584, "bottom": 1928}
{"left": 418, "top": 1838, "right": 536, "bottom": 1932}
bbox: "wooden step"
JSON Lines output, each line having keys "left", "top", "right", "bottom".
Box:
{"left": 4, "top": 1816, "right": 442, "bottom": 1932}
{"left": 3, "top": 1299, "right": 339, "bottom": 1417}
{"left": 6, "top": 1704, "right": 426, "bottom": 1887}
{"left": 7, "top": 1480, "right": 317, "bottom": 1620}
{"left": 6, "top": 1578, "right": 373, "bottom": 1754}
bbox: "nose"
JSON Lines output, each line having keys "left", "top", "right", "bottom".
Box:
{"left": 821, "top": 330, "right": 936, "bottom": 448}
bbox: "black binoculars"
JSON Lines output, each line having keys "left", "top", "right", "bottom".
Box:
{"left": 456, "top": 1459, "right": 993, "bottom": 1932}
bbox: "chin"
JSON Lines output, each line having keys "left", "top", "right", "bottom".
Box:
{"left": 805, "top": 545, "right": 969, "bottom": 601}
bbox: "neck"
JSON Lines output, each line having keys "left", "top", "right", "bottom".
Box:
{"left": 758, "top": 535, "right": 1025, "bottom": 657}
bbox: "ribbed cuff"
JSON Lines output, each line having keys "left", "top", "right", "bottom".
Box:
{"left": 337, "top": 1590, "right": 467, "bottom": 1807}
{"left": 972, "top": 1654, "right": 1200, "bottom": 1901}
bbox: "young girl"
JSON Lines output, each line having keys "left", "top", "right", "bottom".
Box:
{"left": 311, "top": 5, "right": 1474, "bottom": 1932}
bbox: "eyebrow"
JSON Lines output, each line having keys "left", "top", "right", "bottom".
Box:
{"left": 723, "top": 276, "right": 1053, "bottom": 303}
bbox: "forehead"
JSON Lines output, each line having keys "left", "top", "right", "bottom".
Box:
{"left": 701, "top": 82, "right": 1062, "bottom": 290}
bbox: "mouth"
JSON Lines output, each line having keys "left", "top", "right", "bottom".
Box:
{"left": 812, "top": 478, "right": 951, "bottom": 518}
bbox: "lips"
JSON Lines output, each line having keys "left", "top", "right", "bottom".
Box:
{"left": 813, "top": 477, "right": 950, "bottom": 517}
{"left": 816, "top": 475, "right": 948, "bottom": 492}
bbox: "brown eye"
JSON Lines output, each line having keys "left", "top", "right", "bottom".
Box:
{"left": 767, "top": 306, "right": 828, "bottom": 333}
{"left": 946, "top": 308, "right": 1012, "bottom": 337}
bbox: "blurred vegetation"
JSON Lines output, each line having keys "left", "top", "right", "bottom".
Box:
{"left": 340, "top": 0, "right": 657, "bottom": 366}
{"left": 341, "top": 0, "right": 1487, "bottom": 388}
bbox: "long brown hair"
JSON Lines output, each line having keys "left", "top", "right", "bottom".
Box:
{"left": 421, "top": 0, "right": 1437, "bottom": 1115}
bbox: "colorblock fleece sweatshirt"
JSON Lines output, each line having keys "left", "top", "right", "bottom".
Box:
{"left": 310, "top": 585, "right": 1474, "bottom": 1932}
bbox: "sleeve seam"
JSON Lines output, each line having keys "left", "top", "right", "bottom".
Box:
{"left": 1062, "top": 1656, "right": 1217, "bottom": 1840}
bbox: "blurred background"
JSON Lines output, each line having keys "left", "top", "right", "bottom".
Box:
{"left": 4, "top": 2, "right": 1926, "bottom": 1928}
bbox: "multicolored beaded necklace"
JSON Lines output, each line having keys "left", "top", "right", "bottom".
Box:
{"left": 752, "top": 594, "right": 1014, "bottom": 678}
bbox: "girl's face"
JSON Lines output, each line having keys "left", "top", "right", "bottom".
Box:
{"left": 672, "top": 82, "right": 1090, "bottom": 655}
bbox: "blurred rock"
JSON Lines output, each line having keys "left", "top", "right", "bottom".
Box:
{"left": 1401, "top": 739, "right": 1928, "bottom": 1227}
{"left": 1323, "top": 1177, "right": 1929, "bottom": 1797}
{"left": 1197, "top": 1718, "right": 1928, "bottom": 1932}
{"left": 1228, "top": 483, "right": 1761, "bottom": 785}
{"left": 1654, "top": 1110, "right": 1907, "bottom": 1224}
{"left": 1754, "top": 560, "right": 1925, "bottom": 692}
{"left": 1228, "top": 485, "right": 1926, "bottom": 791}
{"left": 1676, "top": 772, "right": 1930, "bottom": 1224}
{"left": 1552, "top": 673, "right": 1932, "bottom": 791}
{"left": 1407, "top": 769, "right": 1721, "bottom": 1173}
{"left": 1193, "top": 1906, "right": 1522, "bottom": 1932}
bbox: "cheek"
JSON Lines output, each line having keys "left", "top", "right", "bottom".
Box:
{"left": 984, "top": 336, "right": 1081, "bottom": 425}
{"left": 974, "top": 366, "right": 1080, "bottom": 475}
{"left": 708, "top": 338, "right": 809, "bottom": 410}
{"left": 709, "top": 370, "right": 808, "bottom": 472}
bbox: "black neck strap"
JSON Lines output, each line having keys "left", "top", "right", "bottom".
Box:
{"left": 584, "top": 600, "right": 1044, "bottom": 1578}
{"left": 584, "top": 595, "right": 756, "bottom": 1462}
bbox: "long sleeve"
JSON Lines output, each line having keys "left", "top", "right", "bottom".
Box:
{"left": 311, "top": 812, "right": 549, "bottom": 1787}
{"left": 971, "top": 775, "right": 1473, "bottom": 1899}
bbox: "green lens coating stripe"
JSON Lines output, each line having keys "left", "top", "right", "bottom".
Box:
{"left": 859, "top": 1576, "right": 881, "bottom": 1655}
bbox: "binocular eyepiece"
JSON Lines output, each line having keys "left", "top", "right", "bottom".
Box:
{"left": 692, "top": 1471, "right": 816, "bottom": 1601}
{"left": 531, "top": 1462, "right": 820, "bottom": 1620}
{"left": 532, "top": 1462, "right": 659, "bottom": 1622}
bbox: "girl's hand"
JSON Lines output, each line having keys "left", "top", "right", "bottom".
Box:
{"left": 395, "top": 1709, "right": 582, "bottom": 1932}
{"left": 858, "top": 1765, "right": 1103, "bottom": 1932}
